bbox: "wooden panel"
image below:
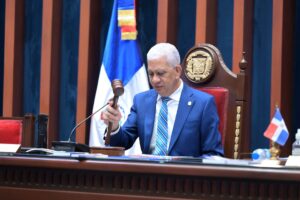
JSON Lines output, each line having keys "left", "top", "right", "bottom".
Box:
{"left": 271, "top": 0, "right": 294, "bottom": 156}
{"left": 156, "top": 0, "right": 178, "bottom": 44}
{"left": 232, "top": 0, "right": 245, "bottom": 73}
{"left": 232, "top": 0, "right": 253, "bottom": 73}
{"left": 195, "top": 0, "right": 217, "bottom": 44}
{"left": 22, "top": 114, "right": 35, "bottom": 146}
{"left": 271, "top": 1, "right": 283, "bottom": 111}
{"left": 1, "top": 156, "right": 300, "bottom": 199}
{"left": 40, "top": 0, "right": 62, "bottom": 147}
{"left": 76, "top": 0, "right": 101, "bottom": 144}
{"left": 280, "top": 0, "right": 295, "bottom": 156}
{"left": 0, "top": 187, "right": 178, "bottom": 200}
{"left": 3, "top": 0, "right": 24, "bottom": 116}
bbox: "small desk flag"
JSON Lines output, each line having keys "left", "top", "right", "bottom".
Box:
{"left": 263, "top": 108, "right": 289, "bottom": 146}
{"left": 89, "top": 0, "right": 149, "bottom": 155}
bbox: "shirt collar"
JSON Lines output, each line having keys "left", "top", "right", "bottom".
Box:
{"left": 157, "top": 80, "right": 183, "bottom": 102}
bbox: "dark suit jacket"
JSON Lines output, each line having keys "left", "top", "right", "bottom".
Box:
{"left": 110, "top": 84, "right": 224, "bottom": 157}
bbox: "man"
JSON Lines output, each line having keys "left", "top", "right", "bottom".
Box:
{"left": 102, "top": 43, "right": 223, "bottom": 157}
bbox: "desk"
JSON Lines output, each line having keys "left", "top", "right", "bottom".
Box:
{"left": 0, "top": 155, "right": 300, "bottom": 199}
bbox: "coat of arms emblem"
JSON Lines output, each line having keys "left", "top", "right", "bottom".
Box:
{"left": 184, "top": 50, "right": 215, "bottom": 83}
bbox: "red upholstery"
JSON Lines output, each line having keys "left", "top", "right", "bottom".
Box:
{"left": 199, "top": 87, "right": 229, "bottom": 145}
{"left": 0, "top": 120, "right": 23, "bottom": 144}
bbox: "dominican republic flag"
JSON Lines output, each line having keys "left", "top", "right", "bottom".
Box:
{"left": 89, "top": 0, "right": 149, "bottom": 154}
{"left": 263, "top": 108, "right": 289, "bottom": 146}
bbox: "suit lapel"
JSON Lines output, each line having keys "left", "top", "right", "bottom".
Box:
{"left": 143, "top": 91, "right": 157, "bottom": 153}
{"left": 168, "top": 85, "right": 194, "bottom": 153}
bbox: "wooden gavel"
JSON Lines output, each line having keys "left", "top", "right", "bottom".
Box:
{"left": 104, "top": 79, "right": 124, "bottom": 146}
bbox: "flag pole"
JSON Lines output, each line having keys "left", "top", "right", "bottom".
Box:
{"left": 270, "top": 103, "right": 280, "bottom": 160}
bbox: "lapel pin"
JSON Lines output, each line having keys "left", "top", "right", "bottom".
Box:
{"left": 188, "top": 101, "right": 192, "bottom": 106}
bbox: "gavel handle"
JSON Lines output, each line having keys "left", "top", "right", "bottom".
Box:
{"left": 105, "top": 95, "right": 119, "bottom": 145}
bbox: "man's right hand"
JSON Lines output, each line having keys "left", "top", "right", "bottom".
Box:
{"left": 101, "top": 100, "right": 122, "bottom": 131}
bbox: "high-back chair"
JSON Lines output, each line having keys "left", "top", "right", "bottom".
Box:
{"left": 0, "top": 114, "right": 35, "bottom": 147}
{"left": 181, "top": 43, "right": 249, "bottom": 159}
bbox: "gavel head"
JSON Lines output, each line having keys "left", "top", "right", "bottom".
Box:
{"left": 111, "top": 79, "right": 124, "bottom": 96}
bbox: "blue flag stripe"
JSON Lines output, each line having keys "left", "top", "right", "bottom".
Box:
{"left": 276, "top": 130, "right": 289, "bottom": 145}
{"left": 118, "top": 0, "right": 134, "bottom": 9}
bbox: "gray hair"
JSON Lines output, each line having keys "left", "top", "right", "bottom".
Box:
{"left": 147, "top": 43, "right": 180, "bottom": 67}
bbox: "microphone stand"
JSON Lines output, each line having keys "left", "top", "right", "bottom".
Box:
{"left": 51, "top": 103, "right": 109, "bottom": 152}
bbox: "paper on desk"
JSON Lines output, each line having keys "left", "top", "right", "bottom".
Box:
{"left": 285, "top": 155, "right": 300, "bottom": 167}
{"left": 0, "top": 143, "right": 21, "bottom": 153}
{"left": 129, "top": 154, "right": 176, "bottom": 160}
{"left": 70, "top": 152, "right": 108, "bottom": 159}
{"left": 202, "top": 155, "right": 251, "bottom": 165}
{"left": 251, "top": 159, "right": 283, "bottom": 168}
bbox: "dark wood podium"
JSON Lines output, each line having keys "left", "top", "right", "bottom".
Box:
{"left": 0, "top": 155, "right": 300, "bottom": 200}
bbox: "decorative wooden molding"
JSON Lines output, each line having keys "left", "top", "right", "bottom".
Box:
{"left": 234, "top": 105, "right": 241, "bottom": 159}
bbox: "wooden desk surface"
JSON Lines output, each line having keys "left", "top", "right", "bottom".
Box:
{"left": 0, "top": 155, "right": 300, "bottom": 199}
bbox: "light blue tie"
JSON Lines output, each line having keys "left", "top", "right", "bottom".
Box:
{"left": 153, "top": 97, "right": 170, "bottom": 155}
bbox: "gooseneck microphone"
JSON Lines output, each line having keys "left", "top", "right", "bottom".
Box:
{"left": 68, "top": 102, "right": 109, "bottom": 142}
{"left": 51, "top": 102, "right": 109, "bottom": 152}
{"left": 105, "top": 80, "right": 124, "bottom": 145}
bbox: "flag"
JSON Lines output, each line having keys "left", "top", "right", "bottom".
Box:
{"left": 89, "top": 0, "right": 149, "bottom": 155}
{"left": 263, "top": 108, "right": 289, "bottom": 146}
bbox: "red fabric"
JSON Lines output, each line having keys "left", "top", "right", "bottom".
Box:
{"left": 121, "top": 26, "right": 136, "bottom": 32}
{"left": 0, "top": 120, "right": 23, "bottom": 144}
{"left": 199, "top": 87, "right": 229, "bottom": 145}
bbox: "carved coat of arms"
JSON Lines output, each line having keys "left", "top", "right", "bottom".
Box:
{"left": 184, "top": 50, "right": 215, "bottom": 83}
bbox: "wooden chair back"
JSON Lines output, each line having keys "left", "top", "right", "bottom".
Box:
{"left": 0, "top": 114, "right": 35, "bottom": 147}
{"left": 181, "top": 43, "right": 249, "bottom": 158}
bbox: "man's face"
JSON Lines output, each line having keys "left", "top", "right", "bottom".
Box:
{"left": 147, "top": 56, "right": 182, "bottom": 97}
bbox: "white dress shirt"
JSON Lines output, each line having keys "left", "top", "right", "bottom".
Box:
{"left": 149, "top": 80, "right": 184, "bottom": 153}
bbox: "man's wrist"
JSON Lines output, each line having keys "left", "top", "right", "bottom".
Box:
{"left": 111, "top": 125, "right": 120, "bottom": 134}
{"left": 103, "top": 125, "right": 120, "bottom": 140}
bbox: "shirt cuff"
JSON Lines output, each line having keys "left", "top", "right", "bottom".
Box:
{"left": 111, "top": 125, "right": 120, "bottom": 135}
{"left": 103, "top": 125, "right": 120, "bottom": 140}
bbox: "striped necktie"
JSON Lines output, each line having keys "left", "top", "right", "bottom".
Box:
{"left": 153, "top": 97, "right": 170, "bottom": 155}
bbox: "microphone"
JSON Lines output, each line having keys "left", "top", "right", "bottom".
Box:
{"left": 104, "top": 80, "right": 124, "bottom": 145}
{"left": 51, "top": 99, "right": 109, "bottom": 152}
